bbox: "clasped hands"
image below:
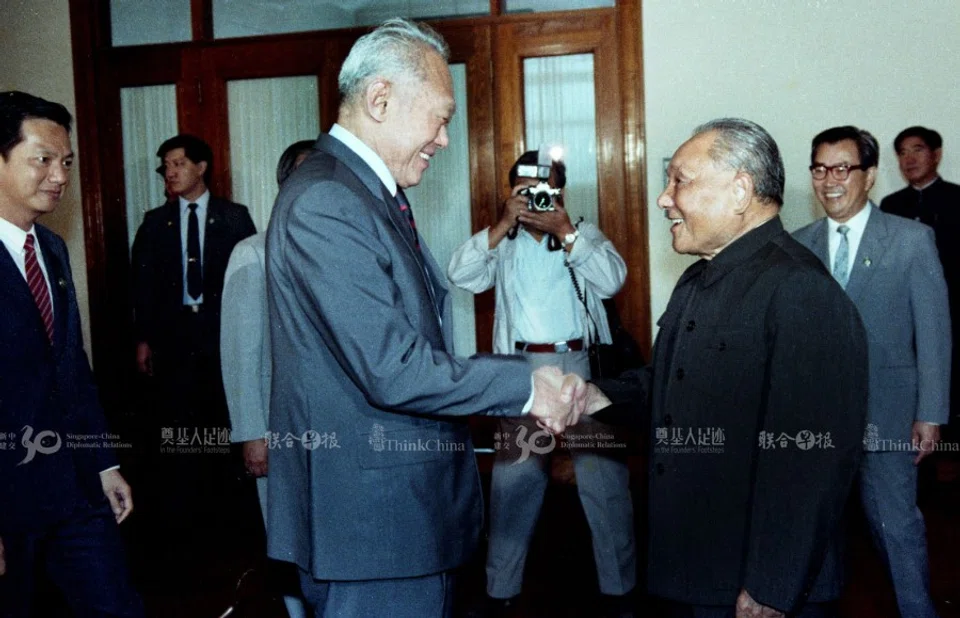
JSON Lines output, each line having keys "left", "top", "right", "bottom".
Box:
{"left": 529, "top": 366, "right": 612, "bottom": 433}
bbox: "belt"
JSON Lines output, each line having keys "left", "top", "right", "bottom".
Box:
{"left": 182, "top": 304, "right": 203, "bottom": 314}
{"left": 515, "top": 339, "right": 584, "bottom": 353}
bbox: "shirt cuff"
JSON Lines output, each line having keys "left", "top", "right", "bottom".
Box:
{"left": 99, "top": 465, "right": 121, "bottom": 474}
{"left": 521, "top": 376, "right": 535, "bottom": 414}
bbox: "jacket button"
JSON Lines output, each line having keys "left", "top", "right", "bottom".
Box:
{"left": 676, "top": 368, "right": 685, "bottom": 380}
{"left": 656, "top": 463, "right": 665, "bottom": 475}
{"left": 664, "top": 415, "right": 673, "bottom": 426}
{"left": 717, "top": 341, "right": 727, "bottom": 352}
{"left": 686, "top": 320, "right": 696, "bottom": 332}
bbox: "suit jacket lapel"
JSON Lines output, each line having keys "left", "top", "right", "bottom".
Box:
{"left": 0, "top": 230, "right": 63, "bottom": 349}
{"left": 844, "top": 204, "right": 887, "bottom": 303}
{"left": 318, "top": 134, "right": 444, "bottom": 333}
{"left": 204, "top": 198, "right": 222, "bottom": 278}
{"left": 162, "top": 202, "right": 184, "bottom": 300}
{"left": 0, "top": 245, "right": 41, "bottom": 333}
{"left": 809, "top": 218, "right": 830, "bottom": 267}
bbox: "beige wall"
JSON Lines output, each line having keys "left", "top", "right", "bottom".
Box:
{"left": 0, "top": 0, "right": 92, "bottom": 355}
{"left": 643, "top": 0, "right": 960, "bottom": 337}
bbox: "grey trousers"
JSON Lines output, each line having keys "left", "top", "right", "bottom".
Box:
{"left": 485, "top": 349, "right": 636, "bottom": 598}
{"left": 860, "top": 451, "right": 939, "bottom": 618}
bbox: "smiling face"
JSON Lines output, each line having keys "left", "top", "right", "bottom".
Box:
{"left": 812, "top": 139, "right": 876, "bottom": 223}
{"left": 897, "top": 135, "right": 941, "bottom": 187}
{"left": 657, "top": 131, "right": 746, "bottom": 260}
{"left": 378, "top": 49, "right": 454, "bottom": 189}
{"left": 0, "top": 118, "right": 73, "bottom": 230}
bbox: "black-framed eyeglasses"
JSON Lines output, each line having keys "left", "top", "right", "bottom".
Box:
{"left": 809, "top": 163, "right": 866, "bottom": 181}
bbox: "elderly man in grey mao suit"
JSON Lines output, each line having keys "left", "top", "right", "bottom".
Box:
{"left": 265, "top": 19, "right": 585, "bottom": 618}
{"left": 795, "top": 126, "right": 951, "bottom": 618}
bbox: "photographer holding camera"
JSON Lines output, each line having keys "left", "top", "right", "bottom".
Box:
{"left": 448, "top": 151, "right": 636, "bottom": 617}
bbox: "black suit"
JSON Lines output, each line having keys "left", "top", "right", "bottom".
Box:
{"left": 130, "top": 196, "right": 255, "bottom": 535}
{"left": 131, "top": 197, "right": 255, "bottom": 423}
{"left": 0, "top": 224, "right": 142, "bottom": 617}
{"left": 595, "top": 218, "right": 867, "bottom": 614}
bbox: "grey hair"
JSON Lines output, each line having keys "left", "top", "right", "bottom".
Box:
{"left": 338, "top": 18, "right": 450, "bottom": 107}
{"left": 693, "top": 118, "right": 785, "bottom": 207}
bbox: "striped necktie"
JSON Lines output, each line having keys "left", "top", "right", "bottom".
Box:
{"left": 24, "top": 233, "right": 54, "bottom": 343}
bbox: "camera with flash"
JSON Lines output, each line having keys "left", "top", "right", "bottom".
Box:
{"left": 516, "top": 147, "right": 561, "bottom": 212}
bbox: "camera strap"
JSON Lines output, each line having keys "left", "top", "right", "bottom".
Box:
{"left": 565, "top": 218, "right": 599, "bottom": 345}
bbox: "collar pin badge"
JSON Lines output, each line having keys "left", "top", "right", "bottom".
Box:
{"left": 863, "top": 257, "right": 871, "bottom": 267}
{"left": 58, "top": 277, "right": 68, "bottom": 289}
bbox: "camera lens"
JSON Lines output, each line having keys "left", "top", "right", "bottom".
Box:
{"left": 532, "top": 192, "right": 552, "bottom": 211}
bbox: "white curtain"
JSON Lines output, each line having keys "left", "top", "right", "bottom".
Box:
{"left": 227, "top": 76, "right": 321, "bottom": 232}
{"left": 120, "top": 85, "right": 178, "bottom": 253}
{"left": 405, "top": 64, "right": 476, "bottom": 356}
{"left": 523, "top": 53, "right": 599, "bottom": 225}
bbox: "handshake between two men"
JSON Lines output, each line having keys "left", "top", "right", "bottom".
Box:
{"left": 528, "top": 366, "right": 612, "bottom": 434}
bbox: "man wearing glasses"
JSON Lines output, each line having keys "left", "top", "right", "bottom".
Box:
{"left": 795, "top": 126, "right": 950, "bottom": 618}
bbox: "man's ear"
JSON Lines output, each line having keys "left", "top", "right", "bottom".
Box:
{"left": 865, "top": 165, "right": 878, "bottom": 192}
{"left": 365, "top": 80, "right": 391, "bottom": 123}
{"left": 197, "top": 160, "right": 208, "bottom": 178}
{"left": 733, "top": 172, "right": 753, "bottom": 212}
{"left": 933, "top": 147, "right": 943, "bottom": 167}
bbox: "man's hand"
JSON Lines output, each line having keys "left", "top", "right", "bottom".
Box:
{"left": 100, "top": 469, "right": 134, "bottom": 524}
{"left": 242, "top": 439, "right": 269, "bottom": 478}
{"left": 136, "top": 342, "right": 153, "bottom": 376}
{"left": 529, "top": 366, "right": 587, "bottom": 433}
{"left": 0, "top": 536, "right": 6, "bottom": 577}
{"left": 735, "top": 590, "right": 784, "bottom": 618}
{"left": 488, "top": 191, "right": 529, "bottom": 248}
{"left": 912, "top": 421, "right": 941, "bottom": 465}
{"left": 516, "top": 201, "right": 576, "bottom": 241}
{"left": 582, "top": 383, "right": 612, "bottom": 416}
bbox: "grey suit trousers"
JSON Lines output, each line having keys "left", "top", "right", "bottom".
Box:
{"left": 485, "top": 349, "right": 636, "bottom": 598}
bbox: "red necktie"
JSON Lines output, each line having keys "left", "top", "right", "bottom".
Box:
{"left": 24, "top": 234, "right": 54, "bottom": 343}
{"left": 397, "top": 190, "right": 420, "bottom": 250}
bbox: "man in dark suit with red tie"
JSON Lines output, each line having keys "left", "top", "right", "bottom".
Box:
{"left": 0, "top": 91, "right": 143, "bottom": 617}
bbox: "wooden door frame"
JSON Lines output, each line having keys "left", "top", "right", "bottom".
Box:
{"left": 68, "top": 0, "right": 649, "bottom": 415}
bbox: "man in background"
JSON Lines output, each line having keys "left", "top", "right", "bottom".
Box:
{"left": 266, "top": 18, "right": 584, "bottom": 618}
{"left": 221, "top": 139, "right": 314, "bottom": 618}
{"left": 449, "top": 151, "right": 635, "bottom": 618}
{"left": 881, "top": 126, "right": 960, "bottom": 432}
{"left": 0, "top": 90, "right": 142, "bottom": 618}
{"left": 130, "top": 134, "right": 256, "bottom": 549}
{"left": 796, "top": 125, "right": 950, "bottom": 618}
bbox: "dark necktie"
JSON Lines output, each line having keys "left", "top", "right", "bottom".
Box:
{"left": 396, "top": 190, "right": 420, "bottom": 250}
{"left": 24, "top": 234, "right": 54, "bottom": 343}
{"left": 187, "top": 203, "right": 203, "bottom": 300}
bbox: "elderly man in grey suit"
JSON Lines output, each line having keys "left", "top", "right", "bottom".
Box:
{"left": 265, "top": 18, "right": 585, "bottom": 618}
{"left": 795, "top": 126, "right": 951, "bottom": 618}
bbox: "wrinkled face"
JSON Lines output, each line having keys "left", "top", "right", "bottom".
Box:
{"left": 0, "top": 118, "right": 73, "bottom": 230}
{"left": 657, "top": 131, "right": 743, "bottom": 260}
{"left": 897, "top": 136, "right": 941, "bottom": 187}
{"left": 379, "top": 50, "right": 454, "bottom": 189}
{"left": 163, "top": 147, "right": 207, "bottom": 199}
{"left": 812, "top": 139, "right": 875, "bottom": 223}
